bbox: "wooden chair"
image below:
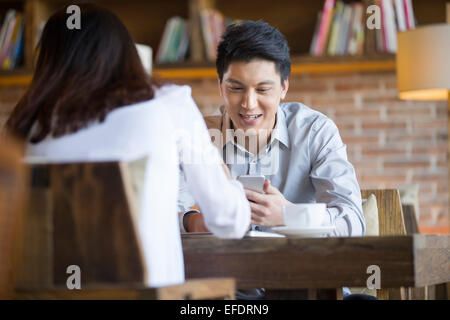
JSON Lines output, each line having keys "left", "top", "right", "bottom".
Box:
{"left": 361, "top": 189, "right": 406, "bottom": 237}
{"left": 401, "top": 204, "right": 448, "bottom": 300}
{"left": 360, "top": 189, "right": 406, "bottom": 300}
{"left": 15, "top": 162, "right": 235, "bottom": 299}
{"left": 0, "top": 135, "right": 27, "bottom": 299}
{"left": 402, "top": 204, "right": 419, "bottom": 235}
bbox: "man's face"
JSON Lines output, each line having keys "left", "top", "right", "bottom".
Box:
{"left": 219, "top": 59, "right": 289, "bottom": 136}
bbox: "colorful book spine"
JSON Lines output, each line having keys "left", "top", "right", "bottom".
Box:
{"left": 355, "top": 4, "right": 365, "bottom": 55}
{"left": 0, "top": 10, "right": 18, "bottom": 67}
{"left": 3, "top": 13, "right": 23, "bottom": 70}
{"left": 347, "top": 3, "right": 363, "bottom": 55}
{"left": 394, "top": 0, "right": 406, "bottom": 31}
{"left": 327, "top": 0, "right": 343, "bottom": 56}
{"left": 200, "top": 9, "right": 215, "bottom": 61}
{"left": 314, "top": 0, "right": 336, "bottom": 56}
{"left": 156, "top": 17, "right": 177, "bottom": 63}
{"left": 309, "top": 11, "right": 322, "bottom": 55}
{"left": 363, "top": 0, "right": 377, "bottom": 54}
{"left": 403, "top": 0, "right": 415, "bottom": 29}
{"left": 338, "top": 4, "right": 353, "bottom": 55}
{"left": 382, "top": 0, "right": 397, "bottom": 53}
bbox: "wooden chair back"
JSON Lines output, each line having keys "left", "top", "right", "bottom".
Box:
{"left": 0, "top": 136, "right": 27, "bottom": 299}
{"left": 361, "top": 189, "right": 407, "bottom": 300}
{"left": 20, "top": 162, "right": 146, "bottom": 288}
{"left": 361, "top": 189, "right": 406, "bottom": 236}
{"left": 16, "top": 161, "right": 237, "bottom": 300}
{"left": 402, "top": 204, "right": 419, "bottom": 234}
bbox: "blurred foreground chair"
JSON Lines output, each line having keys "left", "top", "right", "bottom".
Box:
{"left": 0, "top": 135, "right": 27, "bottom": 300}
{"left": 15, "top": 162, "right": 235, "bottom": 299}
{"left": 360, "top": 189, "right": 406, "bottom": 300}
{"left": 401, "top": 204, "right": 448, "bottom": 300}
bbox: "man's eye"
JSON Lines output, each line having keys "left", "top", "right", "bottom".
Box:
{"left": 257, "top": 88, "right": 271, "bottom": 92}
{"left": 229, "top": 87, "right": 243, "bottom": 91}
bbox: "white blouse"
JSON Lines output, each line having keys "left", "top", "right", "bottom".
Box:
{"left": 25, "top": 85, "right": 251, "bottom": 287}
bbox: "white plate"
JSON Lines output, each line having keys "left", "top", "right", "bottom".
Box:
{"left": 245, "top": 231, "right": 285, "bottom": 238}
{"left": 272, "top": 226, "right": 336, "bottom": 238}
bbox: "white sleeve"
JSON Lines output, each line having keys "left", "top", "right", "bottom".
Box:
{"left": 169, "top": 86, "right": 251, "bottom": 238}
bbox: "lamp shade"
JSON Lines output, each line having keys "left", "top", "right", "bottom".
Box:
{"left": 397, "top": 24, "right": 450, "bottom": 100}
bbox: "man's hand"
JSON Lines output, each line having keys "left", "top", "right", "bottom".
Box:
{"left": 245, "top": 179, "right": 292, "bottom": 227}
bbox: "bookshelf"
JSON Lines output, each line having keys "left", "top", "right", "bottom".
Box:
{"left": 0, "top": 0, "right": 446, "bottom": 82}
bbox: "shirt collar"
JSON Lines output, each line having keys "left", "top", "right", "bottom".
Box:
{"left": 218, "top": 105, "right": 290, "bottom": 150}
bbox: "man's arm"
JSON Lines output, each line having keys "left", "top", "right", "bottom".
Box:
{"left": 309, "top": 118, "right": 366, "bottom": 237}
{"left": 183, "top": 210, "right": 209, "bottom": 232}
{"left": 179, "top": 161, "right": 233, "bottom": 233}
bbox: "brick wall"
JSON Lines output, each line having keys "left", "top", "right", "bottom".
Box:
{"left": 1, "top": 71, "right": 448, "bottom": 234}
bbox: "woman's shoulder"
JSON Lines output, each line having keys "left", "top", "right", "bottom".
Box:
{"left": 154, "top": 84, "right": 192, "bottom": 100}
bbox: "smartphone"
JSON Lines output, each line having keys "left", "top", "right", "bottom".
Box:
{"left": 237, "top": 175, "right": 265, "bottom": 193}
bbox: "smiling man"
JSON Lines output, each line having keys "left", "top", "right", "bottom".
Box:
{"left": 180, "top": 20, "right": 365, "bottom": 238}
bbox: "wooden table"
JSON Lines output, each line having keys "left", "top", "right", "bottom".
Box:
{"left": 182, "top": 234, "right": 449, "bottom": 299}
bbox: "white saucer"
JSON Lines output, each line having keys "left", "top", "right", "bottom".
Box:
{"left": 272, "top": 226, "right": 336, "bottom": 238}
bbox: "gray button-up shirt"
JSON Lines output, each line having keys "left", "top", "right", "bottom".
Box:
{"left": 179, "top": 102, "right": 365, "bottom": 237}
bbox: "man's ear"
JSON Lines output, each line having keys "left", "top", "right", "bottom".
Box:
{"left": 281, "top": 78, "right": 289, "bottom": 99}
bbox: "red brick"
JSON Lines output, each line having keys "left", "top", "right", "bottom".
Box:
{"left": 334, "top": 83, "right": 380, "bottom": 91}
{"left": 384, "top": 160, "right": 430, "bottom": 169}
{"left": 361, "top": 147, "right": 408, "bottom": 156}
{"left": 287, "top": 82, "right": 329, "bottom": 92}
{"left": 342, "top": 135, "right": 380, "bottom": 146}
{"left": 386, "top": 108, "right": 432, "bottom": 118}
{"left": 335, "top": 121, "right": 356, "bottom": 131}
{"left": 362, "top": 121, "right": 407, "bottom": 130}
{"left": 335, "top": 108, "right": 380, "bottom": 118}
{"left": 310, "top": 96, "right": 355, "bottom": 107}
{"left": 412, "top": 145, "right": 447, "bottom": 155}
{"left": 411, "top": 119, "right": 447, "bottom": 129}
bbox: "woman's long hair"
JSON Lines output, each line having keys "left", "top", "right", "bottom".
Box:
{"left": 6, "top": 4, "right": 156, "bottom": 143}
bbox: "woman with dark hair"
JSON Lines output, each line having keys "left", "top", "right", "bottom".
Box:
{"left": 6, "top": 4, "right": 250, "bottom": 287}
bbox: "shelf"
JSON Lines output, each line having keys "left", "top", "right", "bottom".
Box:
{"left": 154, "top": 54, "right": 396, "bottom": 79}
{"left": 0, "top": 55, "right": 396, "bottom": 85}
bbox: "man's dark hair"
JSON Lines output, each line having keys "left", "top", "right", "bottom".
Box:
{"left": 216, "top": 20, "right": 291, "bottom": 84}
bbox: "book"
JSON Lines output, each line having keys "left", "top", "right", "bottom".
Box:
{"left": 0, "top": 11, "right": 14, "bottom": 54}
{"left": 382, "top": 0, "right": 397, "bottom": 53}
{"left": 156, "top": 17, "right": 178, "bottom": 63}
{"left": 355, "top": 4, "right": 365, "bottom": 55}
{"left": 337, "top": 3, "right": 353, "bottom": 55}
{"left": 363, "top": 0, "right": 377, "bottom": 54}
{"left": 309, "top": 11, "right": 322, "bottom": 55}
{"left": 314, "top": 0, "right": 336, "bottom": 56}
{"left": 403, "top": 0, "right": 415, "bottom": 29}
{"left": 3, "top": 13, "right": 24, "bottom": 70}
{"left": 176, "top": 21, "right": 190, "bottom": 61}
{"left": 212, "top": 10, "right": 226, "bottom": 58}
{"left": 327, "top": 0, "right": 344, "bottom": 56}
{"left": 378, "top": 0, "right": 387, "bottom": 52}
{"left": 167, "top": 18, "right": 184, "bottom": 62}
{"left": 200, "top": 9, "right": 215, "bottom": 61}
{"left": 347, "top": 3, "right": 364, "bottom": 55}
{"left": 394, "top": 0, "right": 406, "bottom": 31}
{"left": 0, "top": 10, "right": 17, "bottom": 66}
